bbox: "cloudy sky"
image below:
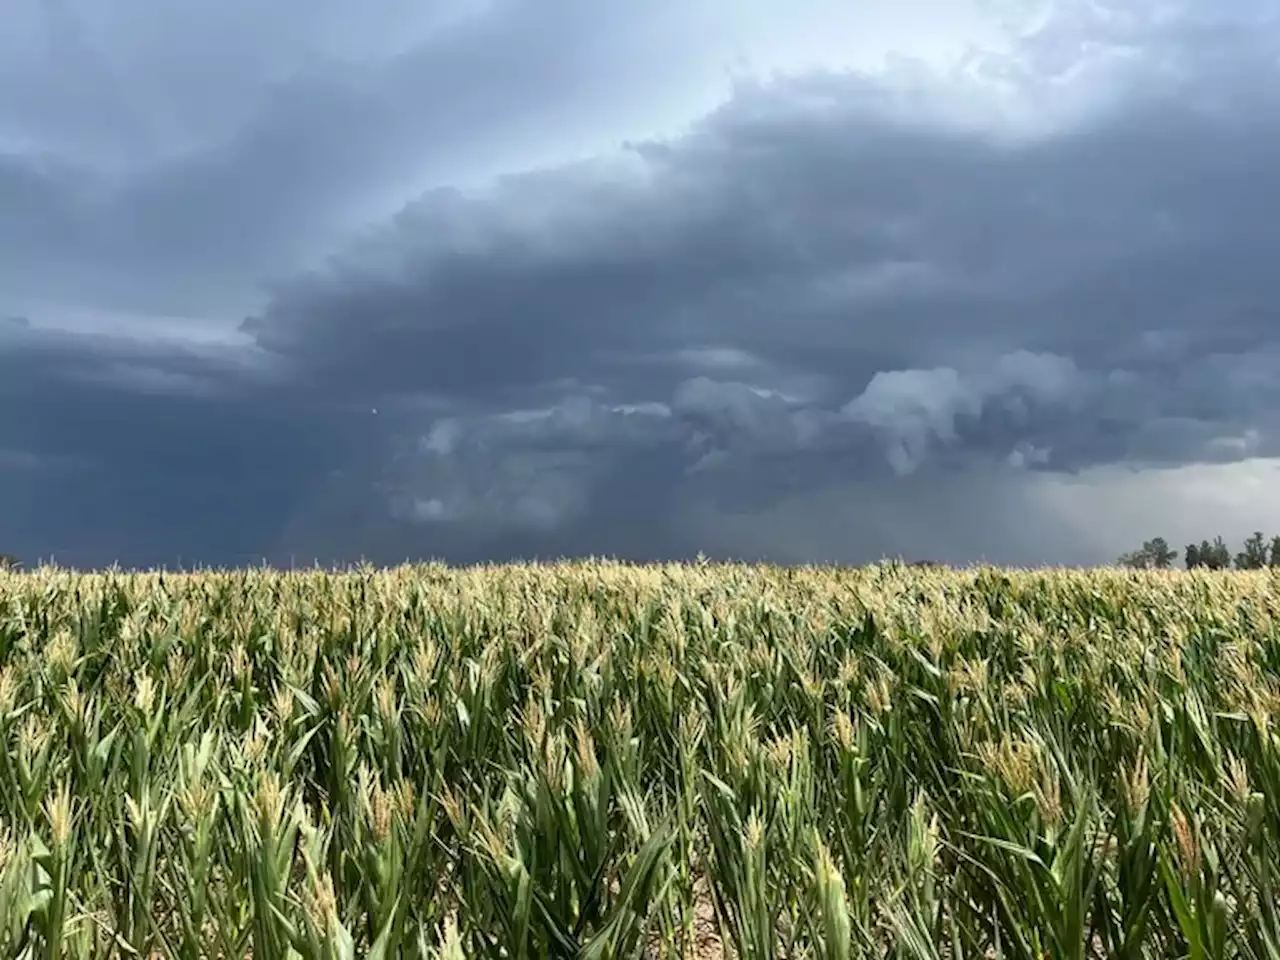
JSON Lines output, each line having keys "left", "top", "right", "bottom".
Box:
{"left": 4, "top": 0, "right": 1280, "bottom": 569}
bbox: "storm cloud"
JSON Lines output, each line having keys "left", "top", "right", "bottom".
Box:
{"left": 4, "top": 0, "right": 1280, "bottom": 567}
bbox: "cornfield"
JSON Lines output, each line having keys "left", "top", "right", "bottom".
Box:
{"left": 1, "top": 560, "right": 1279, "bottom": 958}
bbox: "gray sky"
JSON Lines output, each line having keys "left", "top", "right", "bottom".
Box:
{"left": 5, "top": 0, "right": 1280, "bottom": 569}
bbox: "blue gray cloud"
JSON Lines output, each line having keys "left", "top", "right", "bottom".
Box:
{"left": 5, "top": 0, "right": 1280, "bottom": 566}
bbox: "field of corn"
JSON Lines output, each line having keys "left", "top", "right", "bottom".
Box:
{"left": 2, "top": 561, "right": 1280, "bottom": 958}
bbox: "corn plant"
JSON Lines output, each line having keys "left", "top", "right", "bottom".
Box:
{"left": 0, "top": 560, "right": 1278, "bottom": 956}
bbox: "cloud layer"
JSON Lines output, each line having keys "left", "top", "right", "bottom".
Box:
{"left": 5, "top": 0, "right": 1280, "bottom": 566}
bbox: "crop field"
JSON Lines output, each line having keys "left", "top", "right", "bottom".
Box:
{"left": 1, "top": 562, "right": 1279, "bottom": 958}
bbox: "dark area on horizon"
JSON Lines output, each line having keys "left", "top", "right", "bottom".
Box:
{"left": 6, "top": 532, "right": 1280, "bottom": 574}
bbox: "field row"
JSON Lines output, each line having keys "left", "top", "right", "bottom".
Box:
{"left": 1, "top": 562, "right": 1279, "bottom": 957}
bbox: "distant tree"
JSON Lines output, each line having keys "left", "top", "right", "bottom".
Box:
{"left": 1270, "top": 536, "right": 1280, "bottom": 568}
{"left": 1236, "top": 531, "right": 1269, "bottom": 570}
{"left": 1115, "top": 545, "right": 1142, "bottom": 568}
{"left": 1207, "top": 536, "right": 1232, "bottom": 570}
{"left": 1181, "top": 538, "right": 1230, "bottom": 570}
{"left": 1149, "top": 537, "right": 1177, "bottom": 569}
{"left": 1118, "top": 537, "right": 1177, "bottom": 569}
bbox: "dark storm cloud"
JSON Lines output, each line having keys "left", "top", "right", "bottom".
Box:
{"left": 8, "top": 0, "right": 1280, "bottom": 567}
{"left": 247, "top": 21, "right": 1280, "bottom": 405}
{"left": 2, "top": 0, "right": 758, "bottom": 567}
{"left": 233, "top": 1, "right": 1280, "bottom": 560}
{"left": 0, "top": 323, "right": 355, "bottom": 568}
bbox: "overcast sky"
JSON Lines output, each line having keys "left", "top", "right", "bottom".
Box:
{"left": 4, "top": 0, "right": 1280, "bottom": 569}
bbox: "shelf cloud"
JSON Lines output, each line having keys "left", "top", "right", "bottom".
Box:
{"left": 5, "top": 0, "right": 1280, "bottom": 567}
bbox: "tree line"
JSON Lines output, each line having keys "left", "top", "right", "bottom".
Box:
{"left": 1117, "top": 532, "right": 1280, "bottom": 570}
{"left": 2, "top": 544, "right": 1277, "bottom": 573}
